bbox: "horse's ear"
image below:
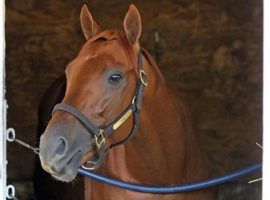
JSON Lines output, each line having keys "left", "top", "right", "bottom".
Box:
{"left": 123, "top": 5, "right": 142, "bottom": 50}
{"left": 80, "top": 4, "right": 101, "bottom": 40}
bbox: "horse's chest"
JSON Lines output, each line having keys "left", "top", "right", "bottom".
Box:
{"left": 86, "top": 181, "right": 187, "bottom": 200}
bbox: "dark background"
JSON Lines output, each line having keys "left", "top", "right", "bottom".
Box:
{"left": 5, "top": 0, "right": 262, "bottom": 199}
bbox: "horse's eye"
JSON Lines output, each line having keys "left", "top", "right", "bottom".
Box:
{"left": 109, "top": 74, "right": 123, "bottom": 85}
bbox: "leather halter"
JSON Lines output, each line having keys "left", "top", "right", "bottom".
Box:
{"left": 52, "top": 50, "right": 148, "bottom": 170}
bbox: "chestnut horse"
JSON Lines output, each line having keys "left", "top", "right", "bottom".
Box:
{"left": 39, "top": 4, "right": 214, "bottom": 200}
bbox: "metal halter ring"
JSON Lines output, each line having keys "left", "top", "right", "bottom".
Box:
{"left": 6, "top": 128, "right": 16, "bottom": 142}
{"left": 139, "top": 70, "right": 148, "bottom": 86}
{"left": 95, "top": 129, "right": 105, "bottom": 149}
{"left": 131, "top": 96, "right": 136, "bottom": 104}
{"left": 6, "top": 185, "right": 16, "bottom": 200}
{"left": 82, "top": 160, "right": 96, "bottom": 171}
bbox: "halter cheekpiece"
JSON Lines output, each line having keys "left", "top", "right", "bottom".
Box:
{"left": 52, "top": 49, "right": 148, "bottom": 170}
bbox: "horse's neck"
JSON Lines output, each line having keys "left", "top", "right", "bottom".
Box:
{"left": 101, "top": 53, "right": 206, "bottom": 185}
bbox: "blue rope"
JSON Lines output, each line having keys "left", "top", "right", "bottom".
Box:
{"left": 78, "top": 163, "right": 262, "bottom": 194}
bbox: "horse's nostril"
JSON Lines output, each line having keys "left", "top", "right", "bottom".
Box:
{"left": 55, "top": 138, "right": 67, "bottom": 156}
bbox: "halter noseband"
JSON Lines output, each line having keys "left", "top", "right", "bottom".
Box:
{"left": 52, "top": 50, "right": 148, "bottom": 170}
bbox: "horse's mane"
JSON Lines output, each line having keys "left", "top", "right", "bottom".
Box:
{"left": 141, "top": 48, "right": 164, "bottom": 81}
{"left": 88, "top": 30, "right": 118, "bottom": 44}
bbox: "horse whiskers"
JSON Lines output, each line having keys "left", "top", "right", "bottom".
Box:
{"left": 71, "top": 177, "right": 80, "bottom": 186}
{"left": 50, "top": 172, "right": 78, "bottom": 183}
{"left": 50, "top": 174, "right": 64, "bottom": 182}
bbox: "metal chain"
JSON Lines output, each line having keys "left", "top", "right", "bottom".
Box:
{"left": 5, "top": 128, "right": 38, "bottom": 200}
{"left": 6, "top": 128, "right": 40, "bottom": 155}
{"left": 13, "top": 138, "right": 40, "bottom": 155}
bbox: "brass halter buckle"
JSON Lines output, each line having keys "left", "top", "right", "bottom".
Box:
{"left": 139, "top": 70, "right": 148, "bottom": 86}
{"left": 95, "top": 129, "right": 105, "bottom": 149}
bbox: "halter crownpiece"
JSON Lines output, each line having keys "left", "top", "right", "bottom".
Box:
{"left": 52, "top": 49, "right": 147, "bottom": 169}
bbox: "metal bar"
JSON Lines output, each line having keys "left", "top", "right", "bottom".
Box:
{"left": 248, "top": 177, "right": 263, "bottom": 184}
{"left": 0, "top": 0, "right": 6, "bottom": 199}
{"left": 263, "top": 0, "right": 270, "bottom": 199}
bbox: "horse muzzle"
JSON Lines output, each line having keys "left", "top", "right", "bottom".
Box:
{"left": 39, "top": 120, "right": 93, "bottom": 182}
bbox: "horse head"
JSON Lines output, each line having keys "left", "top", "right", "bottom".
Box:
{"left": 39, "top": 4, "right": 145, "bottom": 182}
